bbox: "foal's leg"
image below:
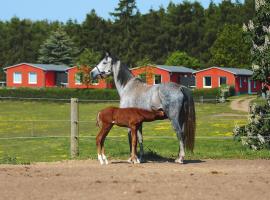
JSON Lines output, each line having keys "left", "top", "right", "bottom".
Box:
{"left": 129, "top": 126, "right": 140, "bottom": 164}
{"left": 96, "top": 124, "right": 112, "bottom": 165}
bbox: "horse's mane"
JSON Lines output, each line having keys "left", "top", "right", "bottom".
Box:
{"left": 116, "top": 63, "right": 134, "bottom": 86}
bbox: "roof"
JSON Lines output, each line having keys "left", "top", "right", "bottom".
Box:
{"left": 4, "top": 63, "right": 70, "bottom": 72}
{"left": 131, "top": 65, "right": 196, "bottom": 73}
{"left": 193, "top": 67, "right": 253, "bottom": 76}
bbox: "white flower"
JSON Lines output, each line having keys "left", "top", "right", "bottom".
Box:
{"left": 257, "top": 134, "right": 265, "bottom": 144}
{"left": 252, "top": 64, "right": 260, "bottom": 70}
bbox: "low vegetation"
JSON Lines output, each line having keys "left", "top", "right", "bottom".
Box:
{"left": 0, "top": 99, "right": 269, "bottom": 164}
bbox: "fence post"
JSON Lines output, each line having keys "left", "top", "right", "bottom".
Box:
{"left": 200, "top": 96, "right": 204, "bottom": 104}
{"left": 71, "top": 98, "right": 79, "bottom": 158}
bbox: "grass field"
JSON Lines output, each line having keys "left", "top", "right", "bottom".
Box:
{"left": 0, "top": 99, "right": 269, "bottom": 164}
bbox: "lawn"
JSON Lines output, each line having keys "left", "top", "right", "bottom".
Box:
{"left": 0, "top": 99, "right": 269, "bottom": 164}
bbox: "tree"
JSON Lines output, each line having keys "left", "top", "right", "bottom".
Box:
{"left": 38, "top": 28, "right": 78, "bottom": 66}
{"left": 110, "top": 0, "right": 138, "bottom": 66}
{"left": 76, "top": 48, "right": 101, "bottom": 67}
{"left": 209, "top": 24, "right": 251, "bottom": 68}
{"left": 243, "top": 0, "right": 270, "bottom": 85}
{"left": 165, "top": 51, "right": 200, "bottom": 69}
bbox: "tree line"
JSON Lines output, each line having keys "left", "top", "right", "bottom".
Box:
{"left": 0, "top": 0, "right": 255, "bottom": 75}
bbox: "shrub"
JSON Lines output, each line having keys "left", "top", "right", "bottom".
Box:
{"left": 233, "top": 102, "right": 270, "bottom": 150}
{"left": 0, "top": 88, "right": 119, "bottom": 100}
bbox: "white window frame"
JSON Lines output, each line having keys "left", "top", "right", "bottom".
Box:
{"left": 75, "top": 73, "right": 82, "bottom": 85}
{"left": 219, "top": 76, "right": 227, "bottom": 86}
{"left": 153, "top": 74, "right": 162, "bottom": 85}
{"left": 28, "top": 72, "right": 37, "bottom": 84}
{"left": 203, "top": 76, "right": 212, "bottom": 88}
{"left": 13, "top": 72, "right": 22, "bottom": 84}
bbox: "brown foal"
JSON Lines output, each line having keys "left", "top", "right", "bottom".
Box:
{"left": 96, "top": 107, "right": 165, "bottom": 164}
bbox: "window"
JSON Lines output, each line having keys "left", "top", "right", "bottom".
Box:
{"left": 154, "top": 74, "right": 161, "bottom": 84}
{"left": 219, "top": 77, "right": 227, "bottom": 86}
{"left": 28, "top": 72, "right": 37, "bottom": 84}
{"left": 13, "top": 72, "right": 22, "bottom": 84}
{"left": 139, "top": 73, "right": 146, "bottom": 82}
{"left": 91, "top": 79, "right": 99, "bottom": 85}
{"left": 203, "top": 76, "right": 212, "bottom": 88}
{"left": 239, "top": 77, "right": 243, "bottom": 88}
{"left": 254, "top": 81, "right": 257, "bottom": 88}
{"left": 75, "top": 73, "right": 82, "bottom": 85}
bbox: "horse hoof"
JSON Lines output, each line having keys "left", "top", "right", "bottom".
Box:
{"left": 127, "top": 157, "right": 132, "bottom": 163}
{"left": 175, "top": 158, "right": 184, "bottom": 164}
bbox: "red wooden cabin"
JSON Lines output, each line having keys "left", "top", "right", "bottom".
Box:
{"left": 131, "top": 65, "right": 196, "bottom": 88}
{"left": 4, "top": 63, "right": 69, "bottom": 88}
{"left": 193, "top": 67, "right": 262, "bottom": 94}
{"left": 67, "top": 67, "right": 113, "bottom": 89}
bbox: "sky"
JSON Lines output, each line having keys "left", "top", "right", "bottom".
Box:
{"left": 0, "top": 0, "right": 224, "bottom": 23}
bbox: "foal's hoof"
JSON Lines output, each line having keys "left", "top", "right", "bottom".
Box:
{"left": 127, "top": 157, "right": 140, "bottom": 164}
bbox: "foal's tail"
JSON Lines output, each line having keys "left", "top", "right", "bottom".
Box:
{"left": 181, "top": 87, "right": 196, "bottom": 152}
{"left": 96, "top": 112, "right": 102, "bottom": 128}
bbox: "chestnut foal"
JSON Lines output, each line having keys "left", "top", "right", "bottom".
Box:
{"left": 96, "top": 107, "right": 165, "bottom": 165}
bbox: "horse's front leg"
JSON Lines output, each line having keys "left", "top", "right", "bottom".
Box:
{"left": 137, "top": 124, "right": 144, "bottom": 162}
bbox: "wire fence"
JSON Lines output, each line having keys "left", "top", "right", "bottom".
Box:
{"left": 0, "top": 96, "right": 268, "bottom": 163}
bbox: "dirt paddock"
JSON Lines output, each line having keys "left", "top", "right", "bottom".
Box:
{"left": 0, "top": 159, "right": 270, "bottom": 200}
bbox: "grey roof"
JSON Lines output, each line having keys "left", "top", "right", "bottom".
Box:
{"left": 156, "top": 65, "right": 196, "bottom": 73}
{"left": 218, "top": 67, "right": 253, "bottom": 76}
{"left": 4, "top": 63, "right": 70, "bottom": 72}
{"left": 194, "top": 67, "right": 253, "bottom": 76}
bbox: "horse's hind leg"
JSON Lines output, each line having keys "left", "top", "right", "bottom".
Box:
{"left": 171, "top": 118, "right": 185, "bottom": 164}
{"left": 137, "top": 124, "right": 144, "bottom": 162}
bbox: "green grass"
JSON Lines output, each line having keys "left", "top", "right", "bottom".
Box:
{"left": 0, "top": 99, "right": 269, "bottom": 164}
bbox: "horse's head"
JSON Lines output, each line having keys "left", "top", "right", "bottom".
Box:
{"left": 90, "top": 52, "right": 118, "bottom": 79}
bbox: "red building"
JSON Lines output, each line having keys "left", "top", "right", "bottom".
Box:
{"left": 4, "top": 63, "right": 113, "bottom": 89}
{"left": 67, "top": 67, "right": 113, "bottom": 89}
{"left": 131, "top": 65, "right": 196, "bottom": 87}
{"left": 4, "top": 63, "right": 69, "bottom": 88}
{"left": 193, "top": 67, "right": 262, "bottom": 94}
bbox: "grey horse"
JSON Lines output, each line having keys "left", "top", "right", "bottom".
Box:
{"left": 90, "top": 53, "right": 196, "bottom": 164}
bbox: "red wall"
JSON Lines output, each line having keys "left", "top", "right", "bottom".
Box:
{"left": 131, "top": 66, "right": 194, "bottom": 85}
{"left": 67, "top": 67, "right": 112, "bottom": 89}
{"left": 6, "top": 64, "right": 45, "bottom": 88}
{"left": 195, "top": 68, "right": 262, "bottom": 94}
{"left": 131, "top": 66, "right": 170, "bottom": 85}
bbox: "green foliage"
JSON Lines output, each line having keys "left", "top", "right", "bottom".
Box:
{"left": 76, "top": 48, "right": 101, "bottom": 66}
{"left": 165, "top": 51, "right": 200, "bottom": 69}
{"left": 0, "top": 88, "right": 119, "bottom": 100}
{"left": 209, "top": 24, "right": 251, "bottom": 67}
{"left": 38, "top": 28, "right": 78, "bottom": 66}
{"left": 192, "top": 88, "right": 220, "bottom": 100}
{"left": 135, "top": 57, "right": 154, "bottom": 67}
{"left": 234, "top": 102, "right": 270, "bottom": 150}
{"left": 243, "top": 0, "right": 270, "bottom": 84}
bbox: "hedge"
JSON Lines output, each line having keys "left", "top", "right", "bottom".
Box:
{"left": 0, "top": 87, "right": 226, "bottom": 101}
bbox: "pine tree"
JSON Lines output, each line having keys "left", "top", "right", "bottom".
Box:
{"left": 110, "top": 0, "right": 138, "bottom": 66}
{"left": 243, "top": 0, "right": 270, "bottom": 85}
{"left": 38, "top": 28, "right": 78, "bottom": 66}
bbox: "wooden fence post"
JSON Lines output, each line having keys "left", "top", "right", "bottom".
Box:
{"left": 71, "top": 98, "right": 79, "bottom": 158}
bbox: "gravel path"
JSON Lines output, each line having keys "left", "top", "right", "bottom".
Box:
{"left": 1, "top": 159, "right": 270, "bottom": 200}
{"left": 230, "top": 97, "right": 256, "bottom": 112}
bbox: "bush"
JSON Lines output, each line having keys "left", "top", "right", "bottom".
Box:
{"left": 0, "top": 88, "right": 119, "bottom": 100}
{"left": 192, "top": 88, "right": 220, "bottom": 100}
{"left": 233, "top": 102, "right": 270, "bottom": 150}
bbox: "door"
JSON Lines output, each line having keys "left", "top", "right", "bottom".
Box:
{"left": 248, "top": 78, "right": 251, "bottom": 94}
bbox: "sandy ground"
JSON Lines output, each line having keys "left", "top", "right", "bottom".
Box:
{"left": 230, "top": 97, "right": 255, "bottom": 112}
{"left": 0, "top": 159, "right": 270, "bottom": 200}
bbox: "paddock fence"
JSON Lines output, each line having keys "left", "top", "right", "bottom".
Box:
{"left": 0, "top": 96, "right": 268, "bottom": 163}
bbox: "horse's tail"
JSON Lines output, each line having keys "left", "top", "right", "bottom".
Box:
{"left": 96, "top": 112, "right": 102, "bottom": 128}
{"left": 181, "top": 87, "right": 196, "bottom": 152}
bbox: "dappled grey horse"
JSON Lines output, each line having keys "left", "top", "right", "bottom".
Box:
{"left": 90, "top": 53, "right": 196, "bottom": 164}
